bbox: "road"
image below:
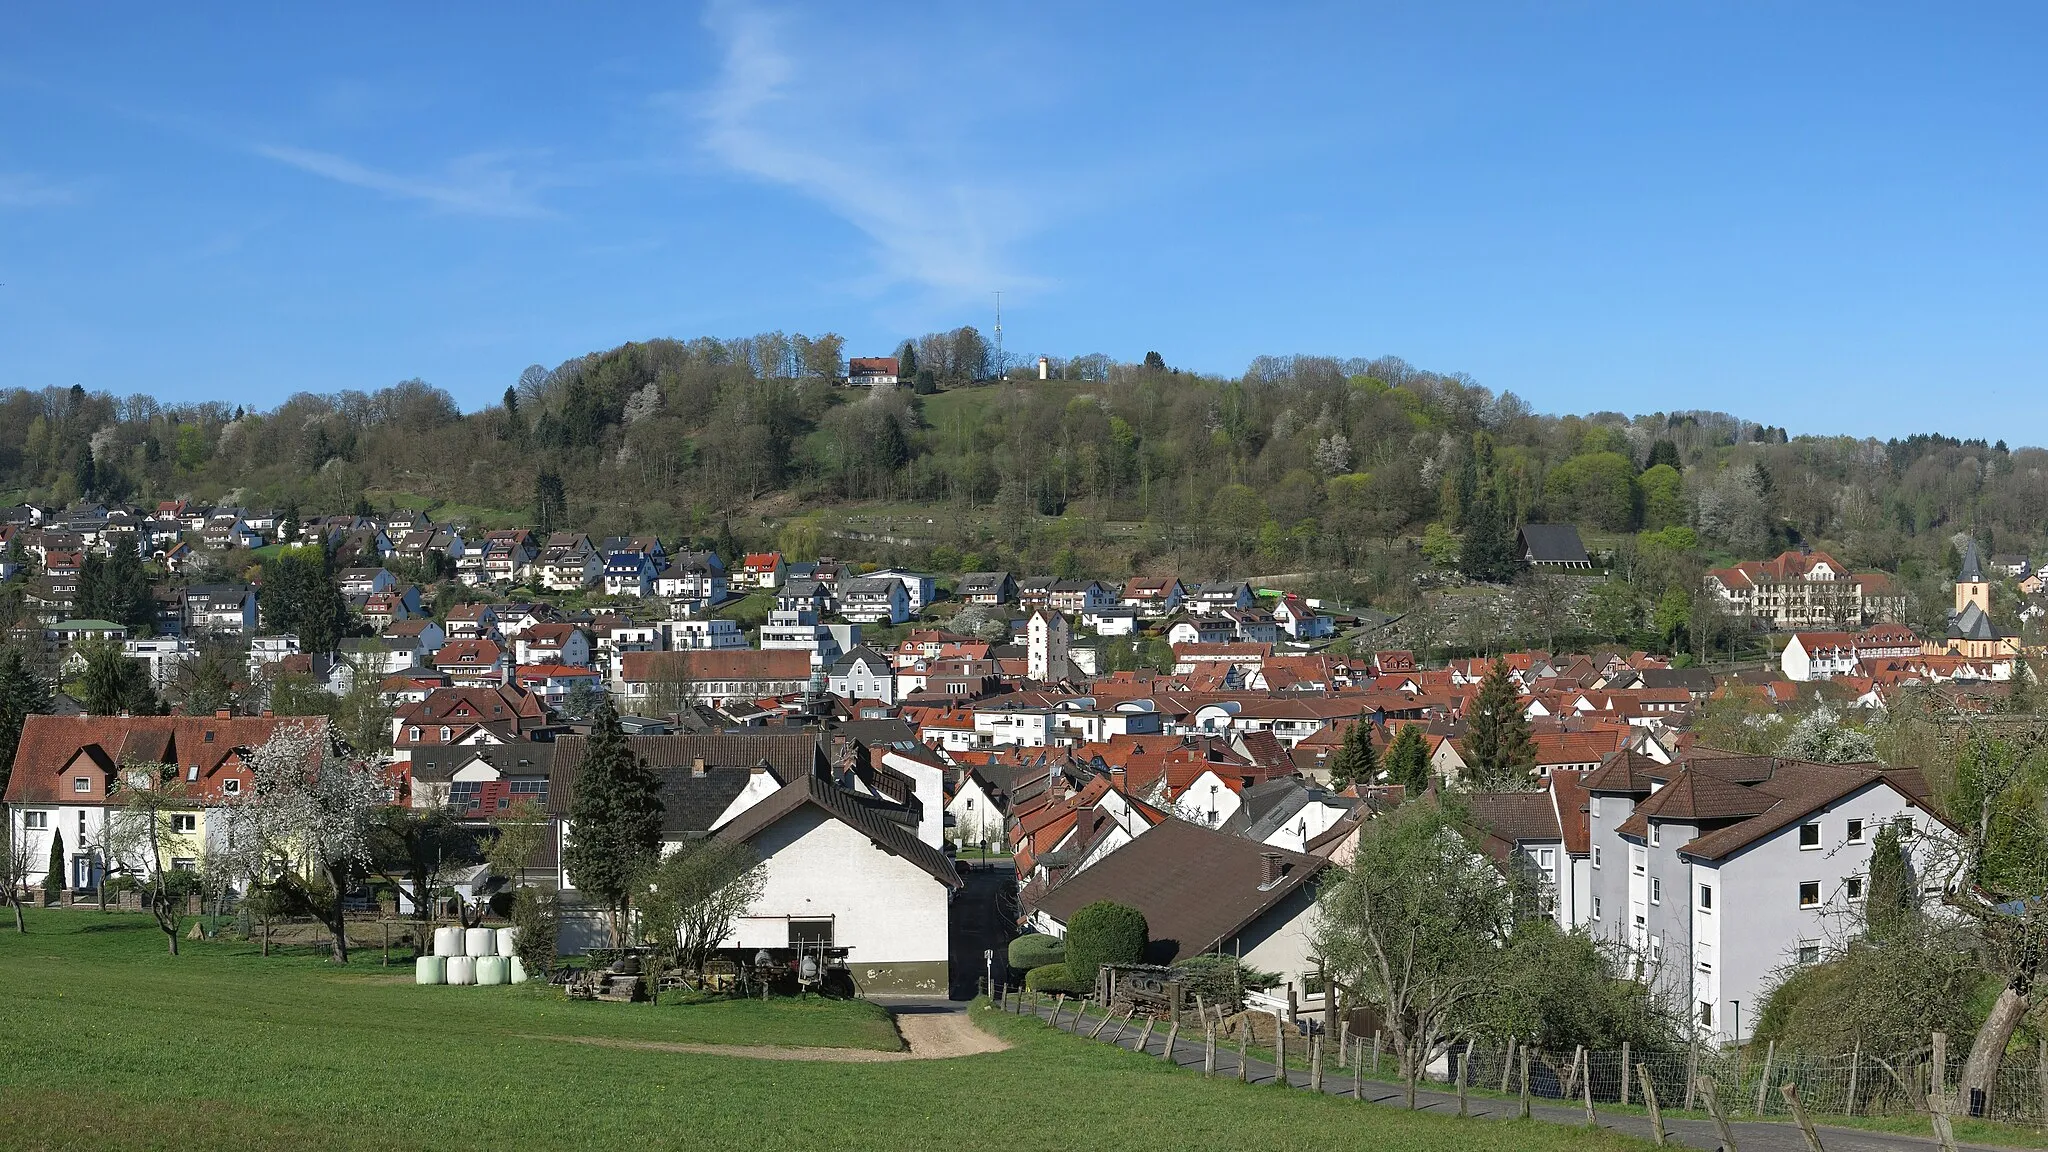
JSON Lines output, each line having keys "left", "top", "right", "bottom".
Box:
{"left": 946, "top": 859, "right": 1016, "bottom": 1001}
{"left": 1012, "top": 997, "right": 2017, "bottom": 1152}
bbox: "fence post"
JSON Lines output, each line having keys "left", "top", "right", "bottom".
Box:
{"left": 1501, "top": 1036, "right": 1516, "bottom": 1093}
{"left": 1050, "top": 993, "right": 1066, "bottom": 1029}
{"left": 1371, "top": 1030, "right": 1382, "bottom": 1076}
{"left": 1683, "top": 1040, "right": 1699, "bottom": 1112}
{"left": 1163, "top": 1020, "right": 1179, "bottom": 1063}
{"left": 1311, "top": 1037, "right": 1324, "bottom": 1093}
{"left": 382, "top": 921, "right": 390, "bottom": 967}
{"left": 1621, "top": 1041, "right": 1631, "bottom": 1106}
{"left": 1238, "top": 1027, "right": 1250, "bottom": 1083}
{"left": 1845, "top": 1041, "right": 1860, "bottom": 1117}
{"left": 1780, "top": 1082, "right": 1825, "bottom": 1152}
{"left": 1338, "top": 1020, "right": 1350, "bottom": 1069}
{"left": 1274, "top": 1018, "right": 1287, "bottom": 1087}
{"left": 1582, "top": 1048, "right": 1597, "bottom": 1125}
{"left": 1930, "top": 1030, "right": 1947, "bottom": 1112}
{"left": 1354, "top": 1042, "right": 1365, "bottom": 1100}
{"left": 1458, "top": 1039, "right": 1473, "bottom": 1117}
{"left": 1520, "top": 1048, "right": 1533, "bottom": 1119}
{"left": 1566, "top": 1044, "right": 1585, "bottom": 1099}
{"left": 1137, "top": 1015, "right": 1154, "bottom": 1054}
{"left": 1698, "top": 1076, "right": 1739, "bottom": 1152}
{"left": 1089, "top": 1009, "right": 1112, "bottom": 1040}
{"left": 1203, "top": 1025, "right": 1217, "bottom": 1077}
{"left": 1754, "top": 1039, "right": 1777, "bottom": 1115}
{"left": 1639, "top": 1064, "right": 1665, "bottom": 1147}
{"left": 1110, "top": 1008, "right": 1135, "bottom": 1045}
{"left": 2038, "top": 1033, "right": 2047, "bottom": 1133}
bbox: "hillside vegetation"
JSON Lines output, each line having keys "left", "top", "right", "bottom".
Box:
{"left": 3, "top": 336, "right": 2036, "bottom": 622}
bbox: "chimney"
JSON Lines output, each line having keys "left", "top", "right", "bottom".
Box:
{"left": 691, "top": 755, "right": 707, "bottom": 778}
{"left": 1037, "top": 355, "right": 1050, "bottom": 380}
{"left": 1260, "top": 851, "right": 1283, "bottom": 886}
{"left": 215, "top": 708, "right": 233, "bottom": 720}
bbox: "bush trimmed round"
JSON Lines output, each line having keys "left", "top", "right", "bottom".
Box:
{"left": 1064, "top": 901, "right": 1148, "bottom": 985}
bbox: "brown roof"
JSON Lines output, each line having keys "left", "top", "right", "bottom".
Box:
{"left": 547, "top": 732, "right": 827, "bottom": 817}
{"left": 1602, "top": 753, "right": 1929, "bottom": 863}
{"left": 1462, "top": 791, "right": 1562, "bottom": 846}
{"left": 618, "top": 649, "right": 810, "bottom": 683}
{"left": 5, "top": 714, "right": 325, "bottom": 806}
{"left": 714, "top": 773, "right": 960, "bottom": 889}
{"left": 1029, "top": 819, "right": 1325, "bottom": 964}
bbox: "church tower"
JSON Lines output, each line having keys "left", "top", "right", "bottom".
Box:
{"left": 1955, "top": 538, "right": 1991, "bottom": 617}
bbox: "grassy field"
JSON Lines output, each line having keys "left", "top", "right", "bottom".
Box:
{"left": 0, "top": 911, "right": 1653, "bottom": 1151}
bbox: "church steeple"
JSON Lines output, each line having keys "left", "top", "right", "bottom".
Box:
{"left": 1955, "top": 538, "right": 1991, "bottom": 618}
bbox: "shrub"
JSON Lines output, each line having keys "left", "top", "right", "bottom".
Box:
{"left": 1007, "top": 933, "right": 1065, "bottom": 973}
{"left": 1172, "top": 953, "right": 1280, "bottom": 1015}
{"left": 1064, "top": 901, "right": 1148, "bottom": 986}
{"left": 1024, "top": 963, "right": 1083, "bottom": 994}
{"left": 510, "top": 887, "right": 559, "bottom": 979}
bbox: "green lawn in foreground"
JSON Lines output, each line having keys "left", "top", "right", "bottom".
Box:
{"left": 0, "top": 911, "right": 1652, "bottom": 1152}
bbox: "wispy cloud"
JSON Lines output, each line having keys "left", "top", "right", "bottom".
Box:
{"left": 253, "top": 144, "right": 551, "bottom": 219}
{"left": 0, "top": 171, "right": 76, "bottom": 209}
{"left": 691, "top": 1, "right": 1040, "bottom": 297}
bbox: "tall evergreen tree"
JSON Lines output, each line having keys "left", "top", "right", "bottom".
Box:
{"left": 1464, "top": 657, "right": 1536, "bottom": 789}
{"left": 562, "top": 697, "right": 664, "bottom": 946}
{"left": 534, "top": 469, "right": 567, "bottom": 536}
{"left": 260, "top": 544, "right": 347, "bottom": 654}
{"left": 1327, "top": 716, "right": 1380, "bottom": 790}
{"left": 1864, "top": 818, "right": 1916, "bottom": 940}
{"left": 1458, "top": 496, "right": 1520, "bottom": 583}
{"left": 1384, "top": 724, "right": 1433, "bottom": 796}
{"left": 46, "top": 828, "right": 64, "bottom": 892}
{"left": 0, "top": 646, "right": 53, "bottom": 800}
{"left": 77, "top": 548, "right": 153, "bottom": 631}
{"left": 78, "top": 637, "right": 157, "bottom": 716}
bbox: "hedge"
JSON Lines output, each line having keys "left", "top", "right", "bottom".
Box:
{"left": 1024, "top": 963, "right": 1085, "bottom": 994}
{"left": 1007, "top": 933, "right": 1065, "bottom": 973}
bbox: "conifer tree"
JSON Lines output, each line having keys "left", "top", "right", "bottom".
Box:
{"left": 563, "top": 697, "right": 664, "bottom": 946}
{"left": 1384, "top": 724, "right": 1433, "bottom": 796}
{"left": 46, "top": 828, "right": 65, "bottom": 893}
{"left": 1327, "top": 716, "right": 1379, "bottom": 790}
{"left": 1864, "top": 818, "right": 1916, "bottom": 940}
{"left": 1464, "top": 657, "right": 1536, "bottom": 789}
{"left": 0, "top": 646, "right": 52, "bottom": 799}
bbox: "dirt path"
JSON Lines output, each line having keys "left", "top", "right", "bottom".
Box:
{"left": 520, "top": 1008, "right": 1009, "bottom": 1063}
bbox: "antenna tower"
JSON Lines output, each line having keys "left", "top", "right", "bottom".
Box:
{"left": 992, "top": 290, "right": 1004, "bottom": 382}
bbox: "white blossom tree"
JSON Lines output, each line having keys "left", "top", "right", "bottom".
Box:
{"left": 212, "top": 721, "right": 383, "bottom": 963}
{"left": 1778, "top": 704, "right": 1879, "bottom": 764}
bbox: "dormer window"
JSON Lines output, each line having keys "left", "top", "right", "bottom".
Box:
{"left": 74, "top": 777, "right": 90, "bottom": 793}
{"left": 223, "top": 779, "right": 240, "bottom": 795}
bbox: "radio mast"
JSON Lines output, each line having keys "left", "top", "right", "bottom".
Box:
{"left": 992, "top": 290, "right": 1004, "bottom": 382}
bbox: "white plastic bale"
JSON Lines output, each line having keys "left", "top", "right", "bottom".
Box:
{"left": 465, "top": 927, "right": 497, "bottom": 957}
{"left": 477, "top": 955, "right": 508, "bottom": 985}
{"left": 508, "top": 956, "right": 528, "bottom": 985}
{"left": 497, "top": 927, "right": 518, "bottom": 956}
{"left": 415, "top": 956, "right": 446, "bottom": 985}
{"left": 433, "top": 926, "right": 464, "bottom": 957}
{"left": 446, "top": 956, "right": 476, "bottom": 986}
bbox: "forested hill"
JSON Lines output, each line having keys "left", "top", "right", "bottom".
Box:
{"left": 0, "top": 331, "right": 2036, "bottom": 614}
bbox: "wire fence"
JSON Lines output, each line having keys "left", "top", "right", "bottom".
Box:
{"left": 1425, "top": 1039, "right": 2048, "bottom": 1127}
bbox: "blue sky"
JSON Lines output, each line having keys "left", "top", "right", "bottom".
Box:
{"left": 2, "top": 3, "right": 2044, "bottom": 441}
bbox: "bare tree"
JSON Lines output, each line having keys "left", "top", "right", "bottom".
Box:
{"left": 486, "top": 799, "right": 550, "bottom": 889}
{"left": 637, "top": 838, "right": 764, "bottom": 991}
{"left": 1, "top": 816, "right": 33, "bottom": 932}
{"left": 119, "top": 758, "right": 199, "bottom": 955}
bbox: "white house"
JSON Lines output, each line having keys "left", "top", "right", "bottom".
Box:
{"left": 840, "top": 578, "right": 909, "bottom": 625}
{"left": 826, "top": 646, "right": 897, "bottom": 704}
{"left": 713, "top": 774, "right": 961, "bottom": 994}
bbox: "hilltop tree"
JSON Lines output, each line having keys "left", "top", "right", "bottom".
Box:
{"left": 1326, "top": 717, "right": 1379, "bottom": 790}
{"left": 1463, "top": 658, "right": 1536, "bottom": 789}
{"left": 563, "top": 698, "right": 664, "bottom": 946}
